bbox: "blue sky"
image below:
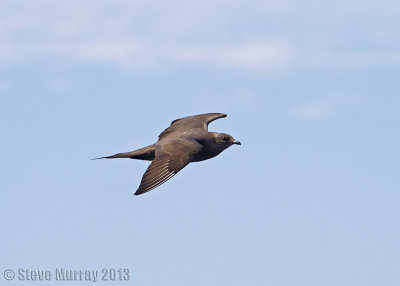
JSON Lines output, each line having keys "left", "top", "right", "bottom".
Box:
{"left": 1, "top": 1, "right": 399, "bottom": 285}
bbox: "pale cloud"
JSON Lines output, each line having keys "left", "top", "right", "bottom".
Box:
{"left": 73, "top": 39, "right": 295, "bottom": 71}
{"left": 293, "top": 101, "right": 335, "bottom": 120}
{"left": 0, "top": 0, "right": 294, "bottom": 71}
{"left": 291, "top": 93, "right": 362, "bottom": 120}
{"left": 168, "top": 41, "right": 294, "bottom": 71}
{"left": 0, "top": 37, "right": 294, "bottom": 72}
{"left": 1, "top": 0, "right": 399, "bottom": 72}
{"left": 303, "top": 51, "right": 400, "bottom": 68}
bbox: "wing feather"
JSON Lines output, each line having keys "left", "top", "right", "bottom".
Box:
{"left": 159, "top": 113, "right": 227, "bottom": 139}
{"left": 134, "top": 137, "right": 203, "bottom": 195}
{"left": 134, "top": 153, "right": 190, "bottom": 195}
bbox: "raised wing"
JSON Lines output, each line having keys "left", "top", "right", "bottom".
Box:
{"left": 158, "top": 113, "right": 227, "bottom": 139}
{"left": 134, "top": 139, "right": 202, "bottom": 195}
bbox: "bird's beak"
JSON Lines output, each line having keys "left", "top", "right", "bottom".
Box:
{"left": 233, "top": 140, "right": 241, "bottom": 145}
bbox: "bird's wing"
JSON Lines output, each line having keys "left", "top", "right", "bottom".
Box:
{"left": 134, "top": 139, "right": 202, "bottom": 195}
{"left": 158, "top": 113, "right": 227, "bottom": 139}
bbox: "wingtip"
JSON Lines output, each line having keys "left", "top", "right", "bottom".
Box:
{"left": 91, "top": 154, "right": 118, "bottom": 160}
{"left": 208, "top": 112, "right": 226, "bottom": 117}
{"left": 134, "top": 187, "right": 144, "bottom": 195}
{"left": 91, "top": 156, "right": 107, "bottom": 160}
{"left": 215, "top": 112, "right": 227, "bottom": 117}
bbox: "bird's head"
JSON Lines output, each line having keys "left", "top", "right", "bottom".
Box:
{"left": 213, "top": 132, "right": 241, "bottom": 149}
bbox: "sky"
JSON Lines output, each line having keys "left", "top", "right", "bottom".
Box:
{"left": 1, "top": 0, "right": 399, "bottom": 285}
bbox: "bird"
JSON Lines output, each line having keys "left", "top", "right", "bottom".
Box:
{"left": 94, "top": 113, "right": 241, "bottom": 195}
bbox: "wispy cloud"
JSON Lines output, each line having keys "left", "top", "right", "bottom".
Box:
{"left": 0, "top": 38, "right": 294, "bottom": 72}
{"left": 290, "top": 93, "right": 361, "bottom": 120}
{"left": 292, "top": 101, "right": 335, "bottom": 120}
{"left": 0, "top": 0, "right": 294, "bottom": 72}
{"left": 302, "top": 51, "right": 400, "bottom": 68}
{"left": 165, "top": 41, "right": 294, "bottom": 72}
{"left": 1, "top": 0, "right": 400, "bottom": 72}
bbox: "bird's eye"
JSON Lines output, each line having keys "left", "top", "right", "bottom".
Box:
{"left": 223, "top": 136, "right": 230, "bottom": 141}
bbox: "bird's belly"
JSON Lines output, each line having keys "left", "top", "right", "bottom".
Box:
{"left": 191, "top": 150, "right": 221, "bottom": 162}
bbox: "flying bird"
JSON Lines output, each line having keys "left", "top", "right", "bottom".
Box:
{"left": 95, "top": 113, "right": 241, "bottom": 195}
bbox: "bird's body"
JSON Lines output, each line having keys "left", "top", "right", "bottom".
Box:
{"left": 95, "top": 113, "right": 240, "bottom": 195}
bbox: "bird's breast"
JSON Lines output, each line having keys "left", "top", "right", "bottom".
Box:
{"left": 191, "top": 142, "right": 225, "bottom": 162}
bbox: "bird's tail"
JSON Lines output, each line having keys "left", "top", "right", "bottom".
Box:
{"left": 92, "top": 144, "right": 155, "bottom": 161}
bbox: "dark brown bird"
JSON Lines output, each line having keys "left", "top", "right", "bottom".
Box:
{"left": 95, "top": 113, "right": 241, "bottom": 195}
